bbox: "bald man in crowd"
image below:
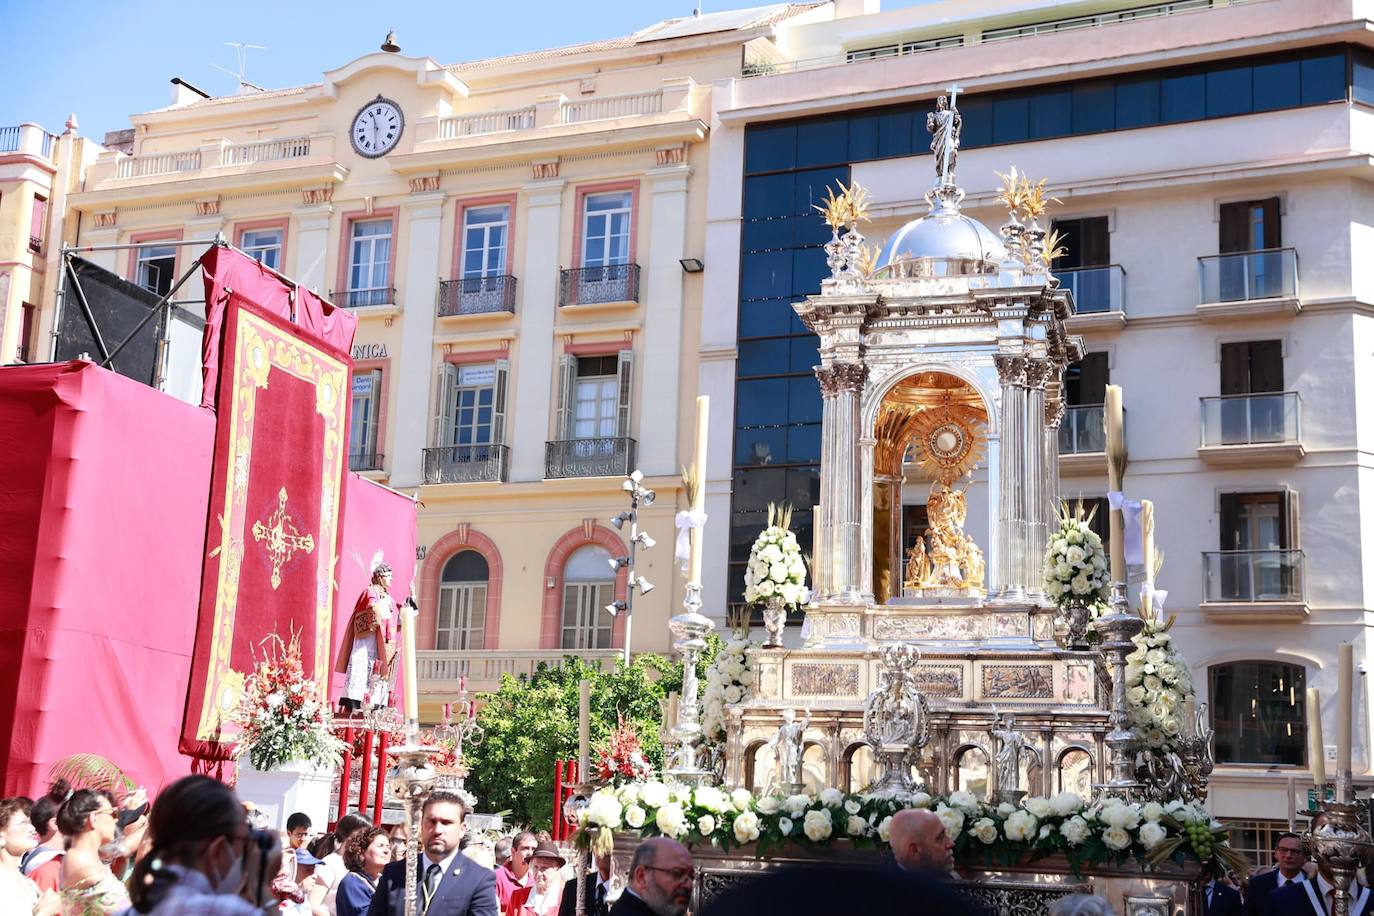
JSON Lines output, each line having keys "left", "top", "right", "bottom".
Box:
{"left": 888, "top": 809, "right": 955, "bottom": 876}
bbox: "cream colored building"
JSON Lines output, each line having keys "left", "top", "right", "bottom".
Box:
{"left": 56, "top": 7, "right": 830, "bottom": 721}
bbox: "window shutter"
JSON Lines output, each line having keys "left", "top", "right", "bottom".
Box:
{"left": 30, "top": 196, "right": 46, "bottom": 243}
{"left": 432, "top": 363, "right": 458, "bottom": 447}
{"left": 492, "top": 359, "right": 510, "bottom": 446}
{"left": 1249, "top": 340, "right": 1284, "bottom": 393}
{"left": 1218, "top": 202, "right": 1250, "bottom": 254}
{"left": 616, "top": 348, "right": 635, "bottom": 438}
{"left": 554, "top": 354, "right": 576, "bottom": 440}
{"left": 1219, "top": 343, "right": 1250, "bottom": 396}
{"left": 1080, "top": 352, "right": 1109, "bottom": 404}
{"left": 1260, "top": 197, "right": 1281, "bottom": 249}
{"left": 1282, "top": 488, "right": 1299, "bottom": 550}
{"left": 1081, "top": 216, "right": 1110, "bottom": 267}
{"left": 1218, "top": 492, "right": 1240, "bottom": 550}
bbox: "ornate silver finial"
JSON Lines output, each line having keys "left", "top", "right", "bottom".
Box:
{"left": 927, "top": 85, "right": 963, "bottom": 203}
{"left": 768, "top": 707, "right": 811, "bottom": 794}
{"left": 990, "top": 708, "right": 1027, "bottom": 805}
{"left": 862, "top": 644, "right": 931, "bottom": 797}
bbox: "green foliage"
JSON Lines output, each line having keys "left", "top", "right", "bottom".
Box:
{"left": 465, "top": 637, "right": 719, "bottom": 830}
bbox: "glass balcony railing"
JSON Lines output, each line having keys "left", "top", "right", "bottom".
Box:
{"left": 422, "top": 445, "right": 509, "bottom": 484}
{"left": 1203, "top": 549, "right": 1305, "bottom": 603}
{"left": 1198, "top": 248, "right": 1298, "bottom": 304}
{"left": 1200, "top": 392, "right": 1301, "bottom": 447}
{"left": 437, "top": 275, "right": 517, "bottom": 316}
{"left": 1058, "top": 404, "right": 1106, "bottom": 455}
{"left": 1057, "top": 265, "right": 1125, "bottom": 315}
{"left": 545, "top": 437, "right": 636, "bottom": 479}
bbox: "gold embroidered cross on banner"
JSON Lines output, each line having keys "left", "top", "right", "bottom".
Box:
{"left": 252, "top": 486, "right": 315, "bottom": 590}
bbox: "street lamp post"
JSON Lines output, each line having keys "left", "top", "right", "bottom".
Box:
{"left": 608, "top": 470, "right": 656, "bottom": 666}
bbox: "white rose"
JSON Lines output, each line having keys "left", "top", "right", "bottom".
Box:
{"left": 756, "top": 580, "right": 776, "bottom": 597}
{"left": 846, "top": 815, "right": 868, "bottom": 837}
{"left": 801, "top": 810, "right": 833, "bottom": 841}
{"left": 1060, "top": 816, "right": 1090, "bottom": 845}
{"left": 625, "top": 805, "right": 646, "bottom": 828}
{"left": 738, "top": 669, "right": 757, "bottom": 687}
{"left": 586, "top": 792, "right": 623, "bottom": 829}
{"left": 948, "top": 790, "right": 979, "bottom": 812}
{"left": 655, "top": 803, "right": 687, "bottom": 838}
{"left": 723, "top": 685, "right": 743, "bottom": 704}
{"left": 1056, "top": 562, "right": 1073, "bottom": 579}
{"left": 996, "top": 802, "right": 1015, "bottom": 817}
{"left": 756, "top": 796, "right": 780, "bottom": 815}
{"left": 640, "top": 782, "right": 669, "bottom": 809}
{"left": 972, "top": 817, "right": 999, "bottom": 844}
{"left": 778, "top": 816, "right": 794, "bottom": 836}
{"left": 1071, "top": 574, "right": 1090, "bottom": 595}
{"left": 1066, "top": 546, "right": 1086, "bottom": 566}
{"left": 819, "top": 788, "right": 845, "bottom": 807}
{"left": 1003, "top": 810, "right": 1038, "bottom": 842}
{"left": 910, "top": 792, "right": 932, "bottom": 809}
{"left": 936, "top": 805, "right": 965, "bottom": 839}
{"left": 1141, "top": 802, "right": 1164, "bottom": 823}
{"left": 1102, "top": 826, "right": 1132, "bottom": 851}
{"left": 844, "top": 799, "right": 862, "bottom": 815}
{"left": 877, "top": 815, "right": 894, "bottom": 842}
{"left": 1139, "top": 821, "right": 1167, "bottom": 850}
{"left": 784, "top": 794, "right": 812, "bottom": 816}
{"left": 1050, "top": 792, "right": 1083, "bottom": 817}
{"left": 1127, "top": 685, "right": 1147, "bottom": 705}
{"left": 1024, "top": 797, "right": 1052, "bottom": 819}
{"left": 697, "top": 815, "right": 716, "bottom": 836}
{"left": 732, "top": 788, "right": 754, "bottom": 811}
{"left": 733, "top": 810, "right": 760, "bottom": 843}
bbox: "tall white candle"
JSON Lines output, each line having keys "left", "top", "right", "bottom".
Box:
{"left": 578, "top": 679, "right": 591, "bottom": 781}
{"left": 1337, "top": 643, "right": 1353, "bottom": 777}
{"left": 1140, "top": 499, "right": 1154, "bottom": 615}
{"left": 1307, "top": 687, "right": 1326, "bottom": 790}
{"left": 1105, "top": 385, "right": 1125, "bottom": 582}
{"left": 689, "top": 396, "right": 710, "bottom": 585}
{"left": 402, "top": 602, "right": 419, "bottom": 722}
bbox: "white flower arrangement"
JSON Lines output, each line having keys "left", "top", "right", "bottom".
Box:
{"left": 1125, "top": 618, "right": 1194, "bottom": 752}
{"left": 572, "top": 781, "right": 1242, "bottom": 875}
{"left": 743, "top": 504, "right": 809, "bottom": 608}
{"left": 1043, "top": 502, "right": 1110, "bottom": 609}
{"left": 703, "top": 637, "right": 756, "bottom": 743}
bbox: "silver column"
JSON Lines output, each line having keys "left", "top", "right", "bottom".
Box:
{"left": 1023, "top": 359, "right": 1050, "bottom": 604}
{"left": 814, "top": 365, "right": 838, "bottom": 599}
{"left": 830, "top": 363, "right": 868, "bottom": 602}
{"left": 1044, "top": 386, "right": 1066, "bottom": 536}
{"left": 993, "top": 355, "right": 1028, "bottom": 601}
{"left": 859, "top": 437, "right": 877, "bottom": 603}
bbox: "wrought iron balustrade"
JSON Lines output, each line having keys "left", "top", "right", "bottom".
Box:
{"left": 558, "top": 264, "right": 640, "bottom": 306}
{"left": 423, "top": 445, "right": 508, "bottom": 483}
{"left": 348, "top": 452, "right": 385, "bottom": 472}
{"left": 437, "top": 276, "right": 517, "bottom": 316}
{"left": 544, "top": 437, "right": 636, "bottom": 479}
{"left": 331, "top": 287, "right": 396, "bottom": 308}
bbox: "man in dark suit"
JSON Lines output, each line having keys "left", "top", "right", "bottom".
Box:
{"left": 560, "top": 852, "right": 614, "bottom": 916}
{"left": 1245, "top": 833, "right": 1308, "bottom": 916}
{"left": 1269, "top": 859, "right": 1368, "bottom": 916}
{"left": 609, "top": 837, "right": 693, "bottom": 916}
{"left": 888, "top": 809, "right": 955, "bottom": 877}
{"left": 367, "top": 790, "right": 497, "bottom": 916}
{"left": 1206, "top": 877, "right": 1243, "bottom": 916}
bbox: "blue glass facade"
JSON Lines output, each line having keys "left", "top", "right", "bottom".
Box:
{"left": 729, "top": 45, "right": 1356, "bottom": 602}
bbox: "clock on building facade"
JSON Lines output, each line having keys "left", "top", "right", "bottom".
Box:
{"left": 351, "top": 96, "right": 404, "bottom": 158}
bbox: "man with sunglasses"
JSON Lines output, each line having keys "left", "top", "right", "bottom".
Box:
{"left": 610, "top": 838, "right": 694, "bottom": 916}
{"left": 1245, "top": 834, "right": 1309, "bottom": 916}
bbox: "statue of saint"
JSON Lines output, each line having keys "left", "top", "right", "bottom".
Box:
{"left": 335, "top": 562, "right": 398, "bottom": 715}
{"left": 927, "top": 94, "right": 962, "bottom": 187}
{"left": 769, "top": 707, "right": 811, "bottom": 788}
{"left": 991, "top": 711, "right": 1025, "bottom": 794}
{"left": 903, "top": 537, "right": 928, "bottom": 592}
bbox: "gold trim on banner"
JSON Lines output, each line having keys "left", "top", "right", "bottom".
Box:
{"left": 196, "top": 308, "right": 347, "bottom": 741}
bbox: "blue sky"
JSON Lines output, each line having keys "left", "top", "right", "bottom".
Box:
{"left": 1, "top": 0, "right": 933, "bottom": 142}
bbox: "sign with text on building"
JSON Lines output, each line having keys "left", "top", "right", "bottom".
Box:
{"left": 352, "top": 343, "right": 388, "bottom": 360}
{"left": 352, "top": 374, "right": 375, "bottom": 396}
{"left": 458, "top": 364, "right": 496, "bottom": 387}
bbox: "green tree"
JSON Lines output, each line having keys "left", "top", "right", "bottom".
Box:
{"left": 466, "top": 637, "right": 718, "bottom": 830}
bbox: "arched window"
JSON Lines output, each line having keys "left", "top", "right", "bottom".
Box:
{"left": 1210, "top": 661, "right": 1306, "bottom": 765}
{"left": 843, "top": 744, "right": 876, "bottom": 794}
{"left": 955, "top": 745, "right": 989, "bottom": 796}
{"left": 562, "top": 545, "right": 615, "bottom": 649}
{"left": 1057, "top": 747, "right": 1094, "bottom": 798}
{"left": 437, "top": 551, "right": 488, "bottom": 650}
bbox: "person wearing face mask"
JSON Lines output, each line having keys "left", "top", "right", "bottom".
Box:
{"left": 125, "top": 774, "right": 281, "bottom": 915}
{"left": 0, "top": 797, "right": 60, "bottom": 916}
{"left": 57, "top": 789, "right": 130, "bottom": 915}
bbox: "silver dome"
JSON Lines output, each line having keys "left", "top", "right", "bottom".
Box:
{"left": 875, "top": 204, "right": 1007, "bottom": 279}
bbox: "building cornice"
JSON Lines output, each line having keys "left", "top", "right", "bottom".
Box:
{"left": 68, "top": 162, "right": 350, "bottom": 212}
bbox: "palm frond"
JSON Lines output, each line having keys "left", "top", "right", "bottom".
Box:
{"left": 47, "top": 754, "right": 133, "bottom": 795}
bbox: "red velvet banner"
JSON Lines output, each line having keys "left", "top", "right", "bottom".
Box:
{"left": 181, "top": 272, "right": 353, "bottom": 759}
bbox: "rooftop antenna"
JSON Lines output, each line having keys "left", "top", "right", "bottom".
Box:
{"left": 211, "top": 42, "right": 266, "bottom": 93}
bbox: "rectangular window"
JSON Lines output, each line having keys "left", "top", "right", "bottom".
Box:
{"left": 135, "top": 242, "right": 177, "bottom": 297}
{"left": 572, "top": 355, "right": 621, "bottom": 440}
{"left": 240, "top": 228, "right": 283, "bottom": 271}
{"left": 1219, "top": 340, "right": 1284, "bottom": 444}
{"left": 348, "top": 218, "right": 392, "bottom": 301}
{"left": 461, "top": 205, "right": 509, "bottom": 279}
{"left": 1220, "top": 491, "right": 1289, "bottom": 551}
{"left": 561, "top": 582, "right": 614, "bottom": 649}
{"left": 581, "top": 192, "right": 632, "bottom": 267}
{"left": 18, "top": 303, "right": 36, "bottom": 363}
{"left": 436, "top": 581, "right": 487, "bottom": 650}
{"left": 349, "top": 369, "right": 382, "bottom": 469}
{"left": 1064, "top": 352, "right": 1109, "bottom": 405}
{"left": 1050, "top": 216, "right": 1110, "bottom": 269}
{"left": 1220, "top": 198, "right": 1280, "bottom": 253}
{"left": 29, "top": 195, "right": 46, "bottom": 253}
{"left": 453, "top": 364, "right": 497, "bottom": 447}
{"left": 1210, "top": 662, "right": 1306, "bottom": 766}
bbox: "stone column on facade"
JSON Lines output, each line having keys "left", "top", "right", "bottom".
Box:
{"left": 1023, "top": 358, "right": 1051, "bottom": 604}
{"left": 388, "top": 192, "right": 446, "bottom": 489}
{"left": 291, "top": 203, "right": 334, "bottom": 295}
{"left": 639, "top": 165, "right": 692, "bottom": 477}
{"left": 509, "top": 178, "right": 565, "bottom": 483}
{"left": 182, "top": 215, "right": 226, "bottom": 320}
{"left": 992, "top": 354, "right": 1028, "bottom": 602}
{"left": 829, "top": 363, "right": 868, "bottom": 603}
{"left": 860, "top": 439, "right": 878, "bottom": 603}
{"left": 1044, "top": 382, "right": 1066, "bottom": 538}
{"left": 814, "top": 365, "right": 839, "bottom": 599}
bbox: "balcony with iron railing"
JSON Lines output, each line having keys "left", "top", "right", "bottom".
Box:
{"left": 348, "top": 452, "right": 385, "bottom": 472}
{"left": 1201, "top": 549, "right": 1307, "bottom": 620}
{"left": 28, "top": 236, "right": 42, "bottom": 255}
{"left": 1197, "top": 248, "right": 1300, "bottom": 319}
{"left": 417, "top": 648, "right": 621, "bottom": 691}
{"left": 422, "top": 445, "right": 509, "bottom": 484}
{"left": 331, "top": 287, "right": 396, "bottom": 309}
{"left": 0, "top": 124, "right": 57, "bottom": 159}
{"left": 1198, "top": 392, "right": 1304, "bottom": 466}
{"left": 1059, "top": 265, "right": 1126, "bottom": 329}
{"left": 437, "top": 276, "right": 517, "bottom": 317}
{"left": 545, "top": 437, "right": 636, "bottom": 479}
{"left": 558, "top": 264, "right": 640, "bottom": 307}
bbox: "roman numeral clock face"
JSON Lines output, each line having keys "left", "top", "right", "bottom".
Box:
{"left": 351, "top": 97, "right": 404, "bottom": 158}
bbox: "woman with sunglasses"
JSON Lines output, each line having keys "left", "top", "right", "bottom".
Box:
{"left": 126, "top": 775, "right": 280, "bottom": 914}
{"left": 56, "top": 789, "right": 129, "bottom": 915}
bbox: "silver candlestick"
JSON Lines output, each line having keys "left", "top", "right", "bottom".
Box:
{"left": 387, "top": 721, "right": 441, "bottom": 916}
{"left": 1307, "top": 799, "right": 1374, "bottom": 916}
{"left": 665, "top": 582, "right": 716, "bottom": 786}
{"left": 1092, "top": 581, "right": 1144, "bottom": 799}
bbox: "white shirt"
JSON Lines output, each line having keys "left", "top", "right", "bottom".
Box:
{"left": 317, "top": 851, "right": 347, "bottom": 913}
{"left": 422, "top": 848, "right": 462, "bottom": 886}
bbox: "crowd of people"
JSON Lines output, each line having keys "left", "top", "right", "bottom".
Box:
{"left": 0, "top": 775, "right": 1351, "bottom": 916}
